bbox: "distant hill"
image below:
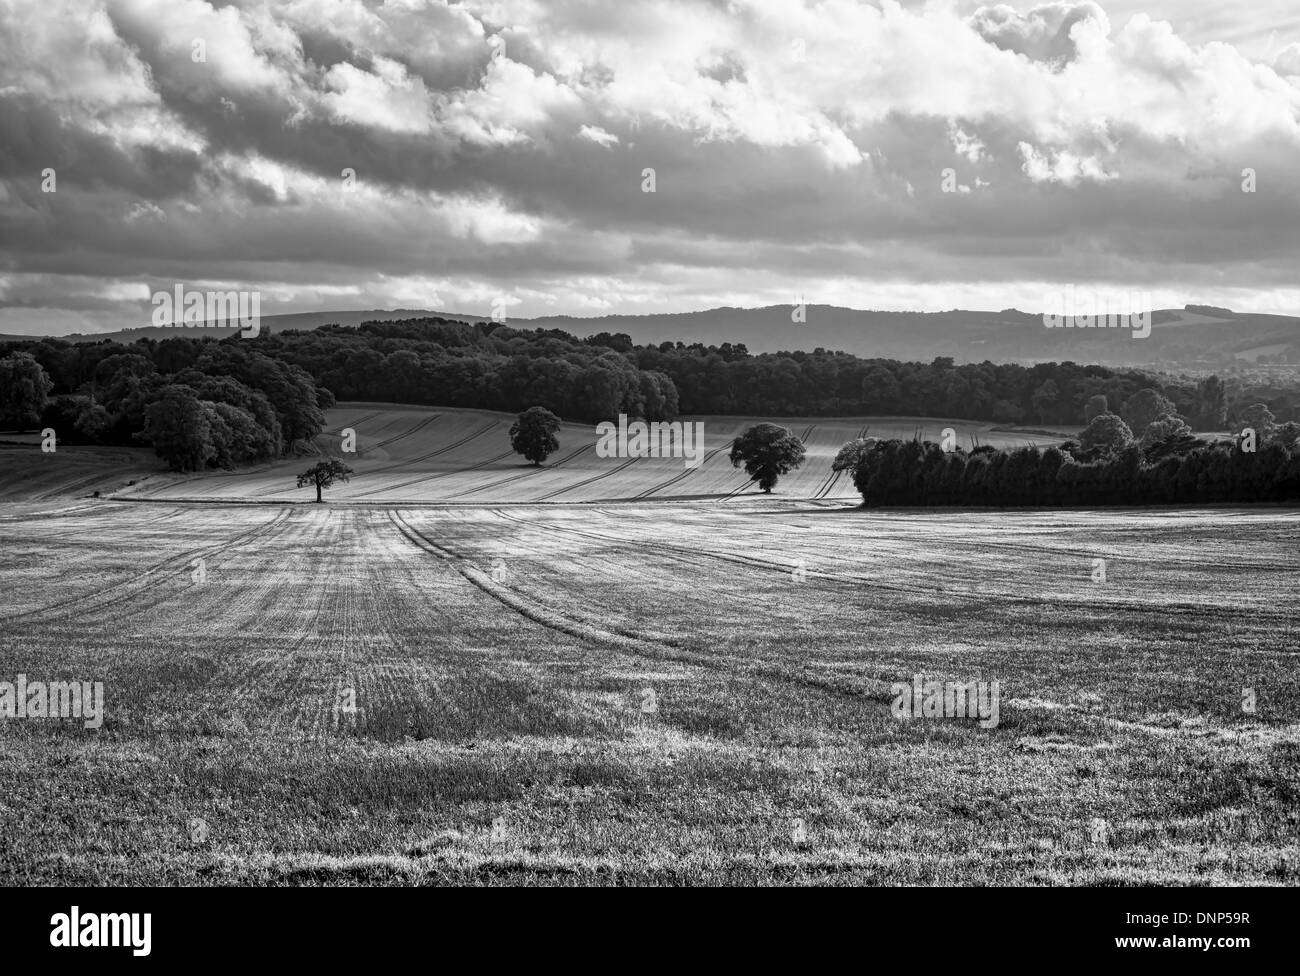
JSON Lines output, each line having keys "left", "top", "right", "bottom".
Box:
{"left": 5, "top": 303, "right": 1300, "bottom": 367}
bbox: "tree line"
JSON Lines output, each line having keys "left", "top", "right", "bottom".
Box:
{"left": 0, "top": 342, "right": 325, "bottom": 471}
{"left": 840, "top": 409, "right": 1300, "bottom": 507}
{"left": 1, "top": 314, "right": 1297, "bottom": 473}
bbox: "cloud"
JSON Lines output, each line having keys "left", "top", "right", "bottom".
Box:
{"left": 970, "top": 2, "right": 1111, "bottom": 66}
{"left": 1, "top": 0, "right": 1299, "bottom": 332}
{"left": 578, "top": 124, "right": 619, "bottom": 147}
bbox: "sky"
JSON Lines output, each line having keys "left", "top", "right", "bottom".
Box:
{"left": 2, "top": 0, "right": 1300, "bottom": 335}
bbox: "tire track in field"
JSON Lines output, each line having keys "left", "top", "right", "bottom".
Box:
{"left": 0, "top": 508, "right": 292, "bottom": 625}
{"left": 443, "top": 442, "right": 591, "bottom": 499}
{"left": 218, "top": 510, "right": 355, "bottom": 730}
{"left": 346, "top": 421, "right": 504, "bottom": 498}
{"left": 263, "top": 417, "right": 485, "bottom": 498}
{"left": 388, "top": 510, "right": 895, "bottom": 705}
{"left": 633, "top": 445, "right": 729, "bottom": 499}
{"left": 0, "top": 503, "right": 184, "bottom": 546}
{"left": 834, "top": 511, "right": 1300, "bottom": 573}
{"left": 33, "top": 471, "right": 124, "bottom": 501}
{"left": 536, "top": 454, "right": 642, "bottom": 501}
{"left": 481, "top": 507, "right": 1289, "bottom": 624}
{"left": 812, "top": 424, "right": 869, "bottom": 500}
{"left": 70, "top": 505, "right": 314, "bottom": 631}
{"left": 0, "top": 502, "right": 101, "bottom": 522}
{"left": 329, "top": 409, "right": 384, "bottom": 434}
{"left": 355, "top": 412, "right": 440, "bottom": 456}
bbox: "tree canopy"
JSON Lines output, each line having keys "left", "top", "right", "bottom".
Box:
{"left": 297, "top": 458, "right": 354, "bottom": 503}
{"left": 509, "top": 406, "right": 562, "bottom": 466}
{"left": 729, "top": 423, "right": 807, "bottom": 493}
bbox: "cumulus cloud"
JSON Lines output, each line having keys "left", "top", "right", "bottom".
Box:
{"left": 970, "top": 2, "right": 1111, "bottom": 66}
{"left": 0, "top": 0, "right": 1299, "bottom": 332}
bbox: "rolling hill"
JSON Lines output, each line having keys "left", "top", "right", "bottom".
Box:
{"left": 7, "top": 304, "right": 1300, "bottom": 368}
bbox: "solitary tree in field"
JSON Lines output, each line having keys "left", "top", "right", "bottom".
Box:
{"left": 730, "top": 423, "right": 807, "bottom": 493}
{"left": 510, "top": 406, "right": 561, "bottom": 465}
{"left": 297, "top": 458, "right": 353, "bottom": 502}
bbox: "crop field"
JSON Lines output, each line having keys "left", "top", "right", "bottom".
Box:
{"left": 57, "top": 403, "right": 1067, "bottom": 505}
{"left": 1, "top": 487, "right": 1297, "bottom": 885}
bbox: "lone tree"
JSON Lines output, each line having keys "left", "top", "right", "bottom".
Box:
{"left": 297, "top": 458, "right": 353, "bottom": 503}
{"left": 730, "top": 423, "right": 807, "bottom": 493}
{"left": 510, "top": 406, "right": 561, "bottom": 466}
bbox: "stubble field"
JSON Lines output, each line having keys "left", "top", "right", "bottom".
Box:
{"left": 1, "top": 487, "right": 1297, "bottom": 885}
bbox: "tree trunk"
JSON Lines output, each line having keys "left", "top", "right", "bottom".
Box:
{"left": 315, "top": 480, "right": 323, "bottom": 503}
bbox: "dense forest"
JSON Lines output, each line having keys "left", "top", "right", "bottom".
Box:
{"left": 1, "top": 315, "right": 1297, "bottom": 473}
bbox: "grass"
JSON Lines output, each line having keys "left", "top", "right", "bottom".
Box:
{"left": 0, "top": 500, "right": 1297, "bottom": 885}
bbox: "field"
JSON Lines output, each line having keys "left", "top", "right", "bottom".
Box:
{"left": 0, "top": 405, "right": 1296, "bottom": 885}
{"left": 1, "top": 404, "right": 1072, "bottom": 505}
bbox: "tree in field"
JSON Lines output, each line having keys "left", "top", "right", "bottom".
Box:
{"left": 509, "top": 406, "right": 561, "bottom": 465}
{"left": 1083, "top": 394, "right": 1109, "bottom": 423}
{"left": 297, "top": 458, "right": 353, "bottom": 503}
{"left": 729, "top": 423, "right": 807, "bottom": 493}
{"left": 0, "top": 352, "right": 53, "bottom": 429}
{"left": 1078, "top": 412, "right": 1134, "bottom": 457}
{"left": 1121, "top": 388, "right": 1177, "bottom": 437}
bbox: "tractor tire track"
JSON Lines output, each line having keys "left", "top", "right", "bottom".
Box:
{"left": 481, "top": 507, "right": 1284, "bottom": 623}
{"left": 388, "top": 510, "right": 894, "bottom": 705}
{"left": 634, "top": 445, "right": 729, "bottom": 499}
{"left": 443, "top": 443, "right": 591, "bottom": 500}
{"left": 356, "top": 413, "right": 441, "bottom": 456}
{"left": 0, "top": 508, "right": 292, "bottom": 625}
{"left": 536, "top": 454, "right": 642, "bottom": 501}
{"left": 346, "top": 422, "right": 504, "bottom": 498}
{"left": 812, "top": 424, "right": 869, "bottom": 500}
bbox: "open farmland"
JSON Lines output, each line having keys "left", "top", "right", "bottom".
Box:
{"left": 0, "top": 495, "right": 1296, "bottom": 885}
{"left": 60, "top": 403, "right": 1070, "bottom": 505}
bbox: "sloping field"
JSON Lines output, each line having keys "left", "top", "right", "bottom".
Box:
{"left": 0, "top": 443, "right": 157, "bottom": 502}
{"left": 0, "top": 500, "right": 1296, "bottom": 885}
{"left": 100, "top": 403, "right": 1066, "bottom": 505}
